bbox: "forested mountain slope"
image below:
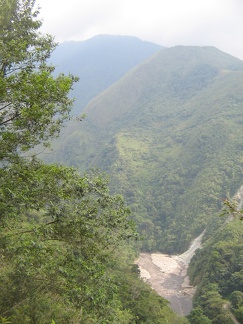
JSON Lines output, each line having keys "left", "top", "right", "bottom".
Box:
{"left": 47, "top": 45, "right": 243, "bottom": 254}
{"left": 188, "top": 210, "right": 243, "bottom": 323}
{"left": 50, "top": 35, "right": 162, "bottom": 115}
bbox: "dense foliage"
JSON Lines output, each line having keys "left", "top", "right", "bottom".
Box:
{"left": 45, "top": 45, "right": 243, "bottom": 253}
{"left": 188, "top": 219, "right": 243, "bottom": 323}
{"left": 0, "top": 1, "right": 187, "bottom": 322}
{"left": 0, "top": 0, "right": 78, "bottom": 162}
{"left": 42, "top": 39, "right": 243, "bottom": 322}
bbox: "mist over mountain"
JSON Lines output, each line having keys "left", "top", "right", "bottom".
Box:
{"left": 50, "top": 34, "right": 162, "bottom": 114}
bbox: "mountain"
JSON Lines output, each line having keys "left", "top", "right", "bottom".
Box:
{"left": 47, "top": 45, "right": 243, "bottom": 254}
{"left": 43, "top": 44, "right": 243, "bottom": 322}
{"left": 50, "top": 34, "right": 162, "bottom": 115}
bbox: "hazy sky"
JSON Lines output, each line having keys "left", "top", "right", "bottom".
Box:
{"left": 37, "top": 0, "right": 243, "bottom": 60}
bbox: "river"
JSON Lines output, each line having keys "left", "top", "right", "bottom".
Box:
{"left": 135, "top": 186, "right": 243, "bottom": 316}
{"left": 135, "top": 231, "right": 204, "bottom": 316}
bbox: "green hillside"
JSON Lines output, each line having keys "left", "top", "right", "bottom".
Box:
{"left": 48, "top": 46, "right": 243, "bottom": 253}
{"left": 188, "top": 217, "right": 243, "bottom": 323}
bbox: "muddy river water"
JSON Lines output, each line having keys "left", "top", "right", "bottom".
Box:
{"left": 135, "top": 231, "right": 204, "bottom": 316}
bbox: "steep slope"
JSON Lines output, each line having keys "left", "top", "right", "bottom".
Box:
{"left": 47, "top": 46, "right": 243, "bottom": 254}
{"left": 50, "top": 34, "right": 162, "bottom": 114}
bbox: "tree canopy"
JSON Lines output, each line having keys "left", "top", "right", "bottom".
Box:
{"left": 0, "top": 0, "right": 133, "bottom": 321}
{"left": 0, "top": 1, "right": 187, "bottom": 323}
{"left": 0, "top": 0, "right": 77, "bottom": 162}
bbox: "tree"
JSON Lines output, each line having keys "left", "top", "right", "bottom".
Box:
{"left": 0, "top": 0, "right": 78, "bottom": 163}
{"left": 230, "top": 291, "right": 243, "bottom": 309}
{"left": 0, "top": 0, "right": 79, "bottom": 220}
{"left": 0, "top": 167, "right": 138, "bottom": 322}
{"left": 0, "top": 0, "right": 78, "bottom": 224}
{"left": 187, "top": 307, "right": 212, "bottom": 324}
{"left": 0, "top": 1, "right": 138, "bottom": 322}
{"left": 220, "top": 198, "right": 243, "bottom": 220}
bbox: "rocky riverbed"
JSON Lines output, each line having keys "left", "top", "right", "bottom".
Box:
{"left": 135, "top": 231, "right": 204, "bottom": 316}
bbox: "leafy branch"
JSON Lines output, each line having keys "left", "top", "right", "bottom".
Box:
{"left": 220, "top": 198, "right": 243, "bottom": 220}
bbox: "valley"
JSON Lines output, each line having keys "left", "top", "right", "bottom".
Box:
{"left": 136, "top": 232, "right": 204, "bottom": 316}
{"left": 45, "top": 42, "right": 243, "bottom": 323}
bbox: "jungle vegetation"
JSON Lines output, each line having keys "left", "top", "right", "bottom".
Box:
{"left": 0, "top": 0, "right": 187, "bottom": 323}
{"left": 47, "top": 44, "right": 243, "bottom": 251}
{"left": 2, "top": 0, "right": 242, "bottom": 322}
{"left": 43, "top": 35, "right": 243, "bottom": 323}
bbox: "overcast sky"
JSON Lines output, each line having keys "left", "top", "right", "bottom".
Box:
{"left": 37, "top": 0, "right": 243, "bottom": 60}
